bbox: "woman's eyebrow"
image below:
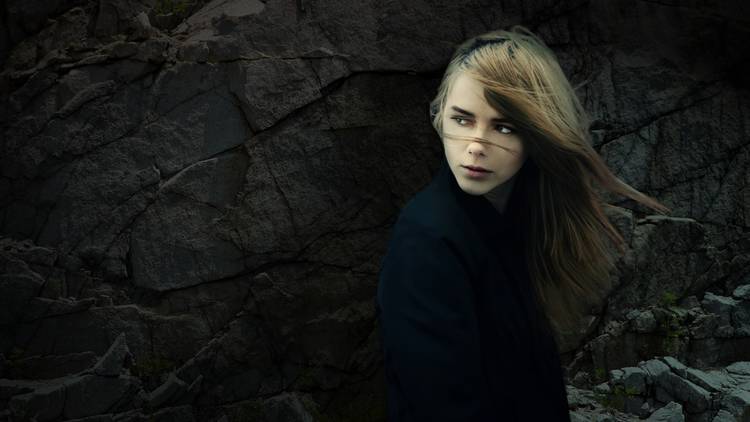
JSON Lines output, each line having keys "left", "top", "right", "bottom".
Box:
{"left": 450, "top": 105, "right": 511, "bottom": 123}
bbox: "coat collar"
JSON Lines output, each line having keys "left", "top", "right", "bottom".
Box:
{"left": 433, "top": 157, "right": 555, "bottom": 354}
{"left": 432, "top": 156, "right": 516, "bottom": 244}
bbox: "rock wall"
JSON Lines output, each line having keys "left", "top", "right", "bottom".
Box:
{"left": 1, "top": 0, "right": 749, "bottom": 420}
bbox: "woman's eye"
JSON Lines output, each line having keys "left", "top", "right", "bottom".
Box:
{"left": 497, "top": 125, "right": 513, "bottom": 134}
{"left": 452, "top": 117, "right": 514, "bottom": 135}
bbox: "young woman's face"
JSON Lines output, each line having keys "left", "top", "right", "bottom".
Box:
{"left": 441, "top": 72, "right": 527, "bottom": 195}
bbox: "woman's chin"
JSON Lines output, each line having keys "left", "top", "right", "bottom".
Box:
{"left": 456, "top": 178, "right": 496, "bottom": 196}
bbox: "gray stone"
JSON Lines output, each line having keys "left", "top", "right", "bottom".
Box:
{"left": 0, "top": 254, "right": 45, "bottom": 326}
{"left": 610, "top": 368, "right": 625, "bottom": 383}
{"left": 227, "top": 58, "right": 327, "bottom": 132}
{"left": 147, "top": 372, "right": 187, "bottom": 409}
{"left": 15, "top": 304, "right": 212, "bottom": 366}
{"left": 728, "top": 373, "right": 750, "bottom": 387}
{"left": 261, "top": 391, "right": 315, "bottom": 422}
{"left": 0, "top": 238, "right": 57, "bottom": 266}
{"left": 93, "top": 0, "right": 149, "bottom": 37}
{"left": 8, "top": 380, "right": 66, "bottom": 422}
{"left": 702, "top": 292, "right": 739, "bottom": 337}
{"left": 566, "top": 385, "right": 599, "bottom": 408}
{"left": 22, "top": 297, "right": 97, "bottom": 322}
{"left": 621, "top": 366, "right": 649, "bottom": 394}
{"left": 63, "top": 414, "right": 114, "bottom": 422}
{"left": 727, "top": 362, "right": 750, "bottom": 377}
{"left": 129, "top": 147, "right": 248, "bottom": 292}
{"left": 104, "top": 41, "right": 139, "bottom": 59}
{"left": 655, "top": 384, "right": 676, "bottom": 406}
{"left": 569, "top": 412, "right": 590, "bottom": 422}
{"left": 593, "top": 382, "right": 611, "bottom": 395}
{"left": 624, "top": 395, "right": 648, "bottom": 417}
{"left": 661, "top": 356, "right": 688, "bottom": 378}
{"left": 605, "top": 216, "right": 719, "bottom": 322}
{"left": 719, "top": 388, "right": 750, "bottom": 420}
{"left": 0, "top": 378, "right": 41, "bottom": 399}
{"left": 571, "top": 370, "right": 591, "bottom": 388}
{"left": 691, "top": 313, "right": 720, "bottom": 339}
{"left": 640, "top": 359, "right": 672, "bottom": 381}
{"left": 686, "top": 368, "right": 736, "bottom": 393}
{"left": 148, "top": 405, "right": 197, "bottom": 421}
{"left": 173, "top": 373, "right": 203, "bottom": 406}
{"left": 177, "top": 41, "right": 210, "bottom": 62}
{"left": 655, "top": 371, "right": 711, "bottom": 413}
{"left": 5, "top": 351, "right": 98, "bottom": 379}
{"left": 679, "top": 295, "right": 702, "bottom": 310}
{"left": 629, "top": 309, "right": 658, "bottom": 333}
{"left": 93, "top": 333, "right": 131, "bottom": 377}
{"left": 63, "top": 374, "right": 141, "bottom": 419}
{"left": 712, "top": 409, "right": 738, "bottom": 422}
{"left": 54, "top": 80, "right": 118, "bottom": 119}
{"left": 641, "top": 400, "right": 654, "bottom": 415}
{"left": 732, "top": 285, "right": 750, "bottom": 300}
{"left": 732, "top": 301, "right": 750, "bottom": 336}
{"left": 646, "top": 401, "right": 685, "bottom": 422}
{"left": 174, "top": 0, "right": 266, "bottom": 35}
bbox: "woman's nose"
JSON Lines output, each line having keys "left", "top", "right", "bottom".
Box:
{"left": 467, "top": 138, "right": 487, "bottom": 155}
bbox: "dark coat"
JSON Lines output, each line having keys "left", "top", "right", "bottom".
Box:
{"left": 376, "top": 156, "right": 571, "bottom": 421}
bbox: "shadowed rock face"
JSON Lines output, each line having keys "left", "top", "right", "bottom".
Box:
{"left": 0, "top": 0, "right": 749, "bottom": 420}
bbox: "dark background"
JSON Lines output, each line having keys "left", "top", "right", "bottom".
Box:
{"left": 1, "top": 0, "right": 749, "bottom": 421}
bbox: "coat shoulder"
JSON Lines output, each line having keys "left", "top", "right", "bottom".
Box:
{"left": 384, "top": 184, "right": 482, "bottom": 282}
{"left": 394, "top": 183, "right": 468, "bottom": 242}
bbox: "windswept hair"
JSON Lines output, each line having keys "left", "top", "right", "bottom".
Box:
{"left": 429, "top": 25, "right": 671, "bottom": 340}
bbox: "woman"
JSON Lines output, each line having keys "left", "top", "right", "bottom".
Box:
{"left": 375, "top": 26, "right": 671, "bottom": 421}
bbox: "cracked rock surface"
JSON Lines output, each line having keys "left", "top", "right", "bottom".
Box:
{"left": 568, "top": 355, "right": 750, "bottom": 421}
{"left": 1, "top": 0, "right": 749, "bottom": 420}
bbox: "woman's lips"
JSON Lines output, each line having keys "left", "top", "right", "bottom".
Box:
{"left": 462, "top": 165, "right": 492, "bottom": 178}
{"left": 462, "top": 165, "right": 491, "bottom": 172}
{"left": 463, "top": 165, "right": 490, "bottom": 172}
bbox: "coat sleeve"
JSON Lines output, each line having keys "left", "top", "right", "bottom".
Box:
{"left": 376, "top": 222, "right": 488, "bottom": 421}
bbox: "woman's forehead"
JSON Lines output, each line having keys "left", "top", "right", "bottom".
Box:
{"left": 449, "top": 72, "right": 482, "bottom": 94}
{"left": 446, "top": 73, "right": 504, "bottom": 120}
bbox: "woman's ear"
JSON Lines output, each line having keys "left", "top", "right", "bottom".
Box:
{"left": 429, "top": 103, "right": 438, "bottom": 119}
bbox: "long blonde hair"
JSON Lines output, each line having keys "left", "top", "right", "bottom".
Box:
{"left": 430, "top": 26, "right": 671, "bottom": 339}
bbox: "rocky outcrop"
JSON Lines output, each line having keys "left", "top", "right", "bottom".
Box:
{"left": 564, "top": 284, "right": 750, "bottom": 420}
{"left": 0, "top": 327, "right": 323, "bottom": 421}
{"left": 566, "top": 284, "right": 750, "bottom": 378}
{"left": 1, "top": 333, "right": 140, "bottom": 421}
{"left": 1, "top": 0, "right": 748, "bottom": 420}
{"left": 0, "top": 236, "right": 375, "bottom": 420}
{"left": 568, "top": 357, "right": 750, "bottom": 421}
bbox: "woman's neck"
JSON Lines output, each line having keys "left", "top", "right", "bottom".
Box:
{"left": 483, "top": 174, "right": 517, "bottom": 215}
